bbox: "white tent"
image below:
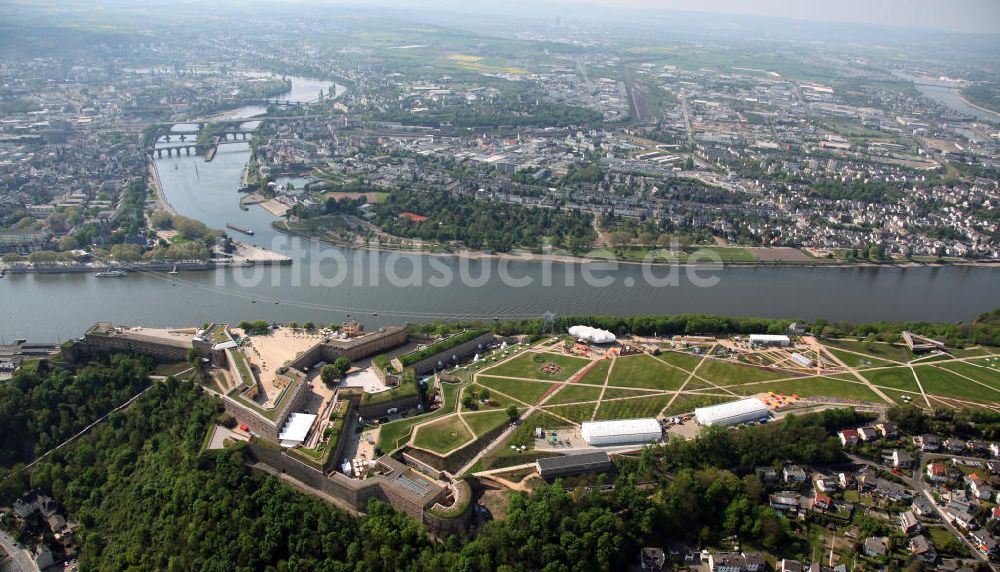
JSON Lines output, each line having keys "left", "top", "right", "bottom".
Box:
{"left": 568, "top": 325, "right": 616, "bottom": 344}
{"left": 581, "top": 418, "right": 662, "bottom": 446}
{"left": 279, "top": 412, "right": 317, "bottom": 447}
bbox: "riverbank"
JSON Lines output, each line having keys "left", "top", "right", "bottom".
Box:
{"left": 958, "top": 93, "right": 1000, "bottom": 122}
{"left": 272, "top": 219, "right": 1000, "bottom": 270}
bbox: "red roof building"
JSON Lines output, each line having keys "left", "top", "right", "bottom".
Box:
{"left": 399, "top": 212, "right": 429, "bottom": 223}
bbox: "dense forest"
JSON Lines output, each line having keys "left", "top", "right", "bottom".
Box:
{"left": 0, "top": 358, "right": 879, "bottom": 571}
{"left": 372, "top": 190, "right": 596, "bottom": 252}
{"left": 0, "top": 354, "right": 151, "bottom": 468}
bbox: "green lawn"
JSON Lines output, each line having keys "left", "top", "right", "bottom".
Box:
{"left": 880, "top": 387, "right": 925, "bottom": 407}
{"left": 544, "top": 402, "right": 598, "bottom": 423}
{"left": 657, "top": 351, "right": 705, "bottom": 372}
{"left": 466, "top": 383, "right": 519, "bottom": 410}
{"left": 412, "top": 415, "right": 474, "bottom": 454}
{"left": 478, "top": 376, "right": 555, "bottom": 405}
{"left": 481, "top": 352, "right": 589, "bottom": 381}
{"left": 602, "top": 387, "right": 661, "bottom": 399}
{"left": 594, "top": 395, "right": 673, "bottom": 421}
{"left": 545, "top": 384, "right": 604, "bottom": 405}
{"left": 377, "top": 378, "right": 461, "bottom": 451}
{"left": 730, "top": 376, "right": 884, "bottom": 402}
{"left": 608, "top": 354, "right": 689, "bottom": 390}
{"left": 577, "top": 359, "right": 612, "bottom": 385}
{"left": 823, "top": 339, "right": 914, "bottom": 364}
{"left": 824, "top": 347, "right": 893, "bottom": 369}
{"left": 938, "top": 359, "right": 1000, "bottom": 391}
{"left": 861, "top": 367, "right": 921, "bottom": 392}
{"left": 695, "top": 358, "right": 791, "bottom": 386}
{"left": 462, "top": 410, "right": 510, "bottom": 437}
{"left": 481, "top": 411, "right": 570, "bottom": 470}
{"left": 914, "top": 365, "right": 1000, "bottom": 403}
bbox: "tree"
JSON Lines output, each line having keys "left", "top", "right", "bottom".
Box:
{"left": 303, "top": 321, "right": 316, "bottom": 331}
{"left": 479, "top": 388, "right": 491, "bottom": 401}
{"left": 59, "top": 235, "right": 79, "bottom": 251}
{"left": 506, "top": 404, "right": 519, "bottom": 422}
{"left": 320, "top": 358, "right": 351, "bottom": 386}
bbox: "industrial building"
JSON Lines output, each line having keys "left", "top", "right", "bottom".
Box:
{"left": 748, "top": 334, "right": 791, "bottom": 347}
{"left": 536, "top": 451, "right": 614, "bottom": 478}
{"left": 694, "top": 398, "right": 770, "bottom": 427}
{"left": 581, "top": 418, "right": 662, "bottom": 446}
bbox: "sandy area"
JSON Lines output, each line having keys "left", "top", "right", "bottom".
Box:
{"left": 238, "top": 327, "right": 326, "bottom": 399}
{"left": 259, "top": 199, "right": 291, "bottom": 216}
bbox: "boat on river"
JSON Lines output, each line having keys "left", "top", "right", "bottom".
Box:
{"left": 226, "top": 223, "right": 254, "bottom": 235}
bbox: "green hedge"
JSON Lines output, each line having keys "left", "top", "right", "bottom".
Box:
{"left": 399, "top": 330, "right": 489, "bottom": 367}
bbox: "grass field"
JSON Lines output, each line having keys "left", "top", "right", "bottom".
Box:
{"left": 602, "top": 387, "right": 661, "bottom": 399}
{"left": 544, "top": 402, "right": 598, "bottom": 423}
{"left": 483, "top": 352, "right": 589, "bottom": 381}
{"left": 465, "top": 384, "right": 519, "bottom": 410}
{"left": 609, "top": 354, "right": 689, "bottom": 390}
{"left": 938, "top": 360, "right": 1000, "bottom": 391}
{"left": 545, "top": 384, "right": 605, "bottom": 405}
{"left": 823, "top": 339, "right": 914, "bottom": 364}
{"left": 594, "top": 395, "right": 673, "bottom": 421}
{"left": 825, "top": 347, "right": 893, "bottom": 369}
{"left": 729, "top": 376, "right": 884, "bottom": 402}
{"left": 657, "top": 351, "right": 705, "bottom": 372}
{"left": 478, "top": 376, "right": 556, "bottom": 405}
{"left": 577, "top": 359, "right": 612, "bottom": 385}
{"left": 914, "top": 365, "right": 1000, "bottom": 402}
{"left": 695, "top": 358, "right": 791, "bottom": 386}
{"left": 412, "top": 415, "right": 473, "bottom": 454}
{"left": 377, "top": 379, "right": 461, "bottom": 451}
{"left": 462, "top": 410, "right": 510, "bottom": 437}
{"left": 860, "top": 367, "right": 921, "bottom": 392}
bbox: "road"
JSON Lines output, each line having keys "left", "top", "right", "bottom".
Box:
{"left": 0, "top": 532, "right": 37, "bottom": 572}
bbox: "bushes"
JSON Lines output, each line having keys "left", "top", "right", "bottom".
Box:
{"left": 399, "top": 330, "right": 489, "bottom": 368}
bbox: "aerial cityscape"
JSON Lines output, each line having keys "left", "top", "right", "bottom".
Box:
{"left": 1, "top": 0, "right": 1000, "bottom": 570}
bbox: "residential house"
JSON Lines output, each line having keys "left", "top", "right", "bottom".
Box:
{"left": 900, "top": 510, "right": 921, "bottom": 534}
{"left": 872, "top": 478, "right": 912, "bottom": 502}
{"left": 743, "top": 552, "right": 765, "bottom": 572}
{"left": 838, "top": 472, "right": 856, "bottom": 489}
{"left": 912, "top": 497, "right": 936, "bottom": 518}
{"left": 755, "top": 466, "right": 778, "bottom": 483}
{"left": 783, "top": 465, "right": 808, "bottom": 484}
{"left": 708, "top": 552, "right": 746, "bottom": 572}
{"left": 863, "top": 536, "right": 890, "bottom": 557}
{"left": 944, "top": 438, "right": 967, "bottom": 453}
{"left": 815, "top": 476, "right": 839, "bottom": 493}
{"left": 814, "top": 492, "right": 832, "bottom": 511}
{"left": 967, "top": 440, "right": 991, "bottom": 455}
{"left": 777, "top": 559, "right": 803, "bottom": 572}
{"left": 640, "top": 547, "right": 666, "bottom": 570}
{"left": 971, "top": 531, "right": 999, "bottom": 557}
{"left": 915, "top": 434, "right": 941, "bottom": 452}
{"left": 13, "top": 491, "right": 42, "bottom": 519}
{"left": 909, "top": 535, "right": 937, "bottom": 563}
{"left": 927, "top": 463, "right": 950, "bottom": 483}
{"left": 838, "top": 429, "right": 860, "bottom": 447}
{"left": 858, "top": 426, "right": 879, "bottom": 442}
{"left": 990, "top": 442, "right": 1000, "bottom": 458}
{"left": 967, "top": 474, "right": 994, "bottom": 501}
{"left": 892, "top": 449, "right": 914, "bottom": 469}
{"left": 770, "top": 492, "right": 800, "bottom": 512}
{"left": 946, "top": 508, "right": 977, "bottom": 531}
{"left": 34, "top": 545, "right": 53, "bottom": 570}
{"left": 877, "top": 421, "right": 900, "bottom": 438}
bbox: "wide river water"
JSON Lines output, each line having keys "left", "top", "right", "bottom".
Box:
{"left": 1, "top": 77, "right": 998, "bottom": 341}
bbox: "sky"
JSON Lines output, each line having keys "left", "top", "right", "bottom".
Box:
{"left": 543, "top": 0, "right": 1000, "bottom": 35}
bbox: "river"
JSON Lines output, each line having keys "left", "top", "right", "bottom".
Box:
{"left": 1, "top": 77, "right": 999, "bottom": 341}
